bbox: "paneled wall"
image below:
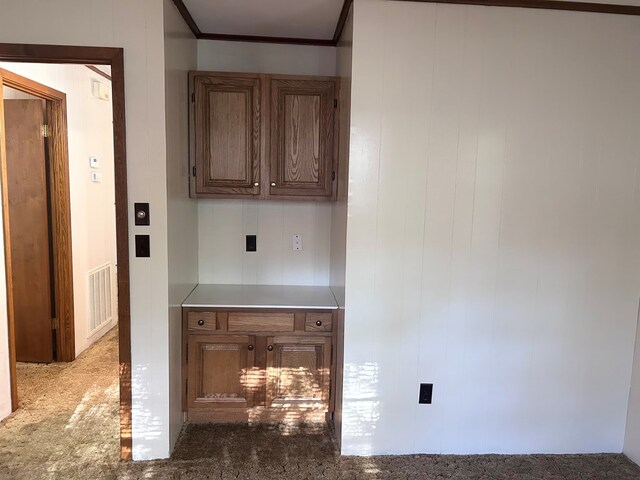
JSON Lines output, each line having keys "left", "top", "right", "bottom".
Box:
{"left": 0, "top": 0, "right": 171, "bottom": 460}
{"left": 343, "top": 0, "right": 640, "bottom": 455}
{"left": 196, "top": 40, "right": 337, "bottom": 287}
{"left": 197, "top": 40, "right": 336, "bottom": 76}
{"left": 331, "top": 2, "right": 353, "bottom": 448}
{"left": 625, "top": 312, "right": 640, "bottom": 464}
{"left": 164, "top": 0, "right": 198, "bottom": 451}
{"left": 198, "top": 200, "right": 331, "bottom": 285}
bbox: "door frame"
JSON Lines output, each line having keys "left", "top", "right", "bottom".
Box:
{"left": 0, "top": 67, "right": 75, "bottom": 368}
{"left": 0, "top": 44, "right": 132, "bottom": 461}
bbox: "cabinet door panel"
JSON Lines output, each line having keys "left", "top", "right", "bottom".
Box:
{"left": 188, "top": 335, "right": 256, "bottom": 409}
{"left": 265, "top": 336, "right": 331, "bottom": 409}
{"left": 193, "top": 75, "right": 260, "bottom": 196}
{"left": 270, "top": 78, "right": 336, "bottom": 198}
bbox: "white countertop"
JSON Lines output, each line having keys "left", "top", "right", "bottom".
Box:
{"left": 182, "top": 284, "right": 339, "bottom": 310}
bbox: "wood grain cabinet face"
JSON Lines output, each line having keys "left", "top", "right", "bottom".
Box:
{"left": 265, "top": 336, "right": 331, "bottom": 409}
{"left": 192, "top": 74, "right": 261, "bottom": 197}
{"left": 269, "top": 78, "right": 336, "bottom": 199}
{"left": 190, "top": 72, "right": 339, "bottom": 201}
{"left": 187, "top": 335, "right": 256, "bottom": 410}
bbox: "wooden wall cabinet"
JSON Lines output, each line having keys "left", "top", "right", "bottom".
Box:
{"left": 189, "top": 72, "right": 339, "bottom": 201}
{"left": 183, "top": 308, "right": 336, "bottom": 423}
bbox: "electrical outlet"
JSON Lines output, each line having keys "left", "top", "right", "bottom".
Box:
{"left": 419, "top": 383, "right": 433, "bottom": 404}
{"left": 246, "top": 235, "right": 257, "bottom": 252}
{"left": 292, "top": 234, "right": 303, "bottom": 251}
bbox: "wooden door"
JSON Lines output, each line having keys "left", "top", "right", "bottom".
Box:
{"left": 191, "top": 74, "right": 261, "bottom": 197}
{"left": 3, "top": 99, "right": 54, "bottom": 363}
{"left": 265, "top": 336, "right": 331, "bottom": 409}
{"left": 187, "top": 335, "right": 256, "bottom": 410}
{"left": 269, "top": 77, "right": 336, "bottom": 199}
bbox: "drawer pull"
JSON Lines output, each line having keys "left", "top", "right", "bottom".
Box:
{"left": 197, "top": 319, "right": 204, "bottom": 326}
{"left": 315, "top": 320, "right": 322, "bottom": 327}
{"left": 248, "top": 344, "right": 254, "bottom": 351}
{"left": 267, "top": 345, "right": 274, "bottom": 351}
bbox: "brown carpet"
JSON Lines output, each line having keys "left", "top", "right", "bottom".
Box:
{"left": 1, "top": 327, "right": 640, "bottom": 479}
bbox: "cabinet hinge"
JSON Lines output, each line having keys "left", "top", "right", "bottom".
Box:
{"left": 41, "top": 124, "right": 51, "bottom": 138}
{"left": 191, "top": 93, "right": 195, "bottom": 103}
{"left": 192, "top": 166, "right": 196, "bottom": 177}
{"left": 331, "top": 171, "right": 336, "bottom": 181}
{"left": 334, "top": 99, "right": 338, "bottom": 108}
{"left": 185, "top": 379, "right": 188, "bottom": 396}
{"left": 51, "top": 317, "right": 58, "bottom": 330}
{"left": 185, "top": 342, "right": 188, "bottom": 362}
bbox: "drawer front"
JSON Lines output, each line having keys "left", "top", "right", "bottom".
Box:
{"left": 304, "top": 312, "right": 333, "bottom": 332}
{"left": 187, "top": 311, "right": 217, "bottom": 332}
{"left": 228, "top": 313, "right": 294, "bottom": 332}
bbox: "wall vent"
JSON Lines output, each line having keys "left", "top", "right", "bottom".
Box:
{"left": 88, "top": 263, "right": 113, "bottom": 335}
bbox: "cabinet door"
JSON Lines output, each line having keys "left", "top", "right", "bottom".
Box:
{"left": 187, "top": 335, "right": 256, "bottom": 409}
{"left": 265, "top": 336, "right": 331, "bottom": 409}
{"left": 269, "top": 78, "right": 336, "bottom": 199}
{"left": 192, "top": 74, "right": 261, "bottom": 197}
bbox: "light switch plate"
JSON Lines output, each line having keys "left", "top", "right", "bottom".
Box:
{"left": 292, "top": 234, "right": 303, "bottom": 251}
{"left": 90, "top": 156, "right": 99, "bottom": 169}
{"left": 91, "top": 171, "right": 102, "bottom": 183}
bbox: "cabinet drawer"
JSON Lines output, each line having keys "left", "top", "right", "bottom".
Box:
{"left": 305, "top": 313, "right": 332, "bottom": 332}
{"left": 187, "top": 312, "right": 217, "bottom": 332}
{"left": 228, "top": 313, "right": 294, "bottom": 332}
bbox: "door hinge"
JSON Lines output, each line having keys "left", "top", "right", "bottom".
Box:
{"left": 331, "top": 171, "right": 336, "bottom": 181}
{"left": 192, "top": 166, "right": 196, "bottom": 177}
{"left": 41, "top": 124, "right": 51, "bottom": 138}
{"left": 51, "top": 317, "right": 58, "bottom": 330}
{"left": 334, "top": 99, "right": 338, "bottom": 108}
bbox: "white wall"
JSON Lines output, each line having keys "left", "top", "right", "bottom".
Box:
{"left": 331, "top": 3, "right": 353, "bottom": 449}
{"left": 163, "top": 0, "right": 197, "bottom": 451}
{"left": 625, "top": 311, "right": 640, "bottom": 463}
{"left": 196, "top": 40, "right": 337, "bottom": 287}
{"left": 199, "top": 200, "right": 331, "bottom": 286}
{"left": 0, "top": 0, "right": 171, "bottom": 460}
{"left": 197, "top": 40, "right": 336, "bottom": 76}
{"left": 1, "top": 62, "right": 118, "bottom": 357}
{"left": 330, "top": 8, "right": 353, "bottom": 297}
{"left": 342, "top": 0, "right": 640, "bottom": 456}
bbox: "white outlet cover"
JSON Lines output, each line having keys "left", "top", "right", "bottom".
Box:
{"left": 91, "top": 171, "right": 102, "bottom": 183}
{"left": 292, "top": 234, "right": 303, "bottom": 251}
{"left": 90, "top": 156, "right": 99, "bottom": 169}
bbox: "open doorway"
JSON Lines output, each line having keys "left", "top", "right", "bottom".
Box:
{"left": 0, "top": 45, "right": 132, "bottom": 462}
{"left": 1, "top": 63, "right": 118, "bottom": 402}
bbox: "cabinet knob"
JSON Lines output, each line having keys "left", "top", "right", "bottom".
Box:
{"left": 271, "top": 182, "right": 276, "bottom": 187}
{"left": 267, "top": 345, "right": 274, "bottom": 351}
{"left": 197, "top": 319, "right": 204, "bottom": 326}
{"left": 315, "top": 320, "right": 322, "bottom": 327}
{"left": 254, "top": 182, "right": 259, "bottom": 187}
{"left": 248, "top": 344, "right": 254, "bottom": 351}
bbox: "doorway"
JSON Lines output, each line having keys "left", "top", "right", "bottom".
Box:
{"left": 0, "top": 44, "right": 132, "bottom": 461}
{"left": 1, "top": 73, "right": 74, "bottom": 365}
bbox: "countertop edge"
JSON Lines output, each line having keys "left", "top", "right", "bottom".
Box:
{"left": 182, "top": 303, "right": 339, "bottom": 310}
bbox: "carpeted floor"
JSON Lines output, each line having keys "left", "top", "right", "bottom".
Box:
{"left": 1, "top": 326, "right": 639, "bottom": 479}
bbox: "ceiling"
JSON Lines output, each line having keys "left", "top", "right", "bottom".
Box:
{"left": 174, "top": 0, "right": 640, "bottom": 46}
{"left": 177, "top": 0, "right": 349, "bottom": 45}
{"left": 184, "top": 0, "right": 344, "bottom": 41}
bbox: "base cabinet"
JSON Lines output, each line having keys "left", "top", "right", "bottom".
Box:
{"left": 265, "top": 336, "right": 331, "bottom": 409}
{"left": 183, "top": 309, "right": 336, "bottom": 423}
{"left": 187, "top": 335, "right": 255, "bottom": 412}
